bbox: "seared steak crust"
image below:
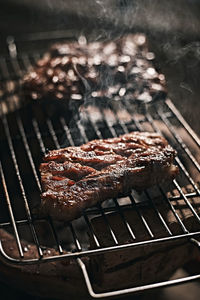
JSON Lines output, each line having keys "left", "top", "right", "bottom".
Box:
{"left": 40, "top": 132, "right": 178, "bottom": 222}
{"left": 22, "top": 34, "right": 166, "bottom": 108}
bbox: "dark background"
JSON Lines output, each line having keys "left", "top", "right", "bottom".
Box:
{"left": 1, "top": 0, "right": 200, "bottom": 134}
{"left": 0, "top": 0, "right": 200, "bottom": 299}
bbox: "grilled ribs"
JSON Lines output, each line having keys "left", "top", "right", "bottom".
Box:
{"left": 40, "top": 132, "right": 178, "bottom": 222}
{"left": 22, "top": 34, "right": 166, "bottom": 118}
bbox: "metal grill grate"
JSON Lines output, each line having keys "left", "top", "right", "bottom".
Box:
{"left": 0, "top": 32, "right": 200, "bottom": 298}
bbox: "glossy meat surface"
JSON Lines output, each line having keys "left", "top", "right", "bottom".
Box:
{"left": 40, "top": 132, "right": 178, "bottom": 222}
{"left": 22, "top": 34, "right": 166, "bottom": 106}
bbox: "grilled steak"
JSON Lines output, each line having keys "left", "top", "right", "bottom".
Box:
{"left": 39, "top": 132, "right": 178, "bottom": 222}
{"left": 22, "top": 34, "right": 166, "bottom": 119}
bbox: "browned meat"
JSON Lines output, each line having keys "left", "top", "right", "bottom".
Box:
{"left": 39, "top": 132, "right": 178, "bottom": 222}
{"left": 22, "top": 34, "right": 166, "bottom": 117}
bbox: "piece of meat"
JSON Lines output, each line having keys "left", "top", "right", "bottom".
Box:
{"left": 22, "top": 34, "right": 166, "bottom": 119}
{"left": 39, "top": 132, "right": 179, "bottom": 222}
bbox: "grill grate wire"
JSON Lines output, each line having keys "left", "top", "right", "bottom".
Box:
{"left": 0, "top": 33, "right": 200, "bottom": 297}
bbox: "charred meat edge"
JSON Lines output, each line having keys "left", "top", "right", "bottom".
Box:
{"left": 39, "top": 132, "right": 178, "bottom": 222}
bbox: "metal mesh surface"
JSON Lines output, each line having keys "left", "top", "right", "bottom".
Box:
{"left": 0, "top": 32, "right": 200, "bottom": 297}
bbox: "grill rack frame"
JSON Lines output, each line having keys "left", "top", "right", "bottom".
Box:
{"left": 0, "top": 31, "right": 200, "bottom": 297}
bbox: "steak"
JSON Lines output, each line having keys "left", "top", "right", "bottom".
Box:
{"left": 39, "top": 132, "right": 178, "bottom": 222}
{"left": 22, "top": 34, "right": 166, "bottom": 119}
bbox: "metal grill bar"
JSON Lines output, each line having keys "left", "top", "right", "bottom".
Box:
{"left": 1, "top": 89, "right": 199, "bottom": 261}
{"left": 83, "top": 212, "right": 100, "bottom": 248}
{"left": 0, "top": 34, "right": 200, "bottom": 299}
{"left": 10, "top": 58, "right": 22, "bottom": 77}
{"left": 0, "top": 162, "right": 24, "bottom": 257}
{"left": 124, "top": 105, "right": 199, "bottom": 214}
{"left": 169, "top": 192, "right": 199, "bottom": 201}
{"left": 100, "top": 109, "right": 156, "bottom": 239}
{"left": 33, "top": 109, "right": 82, "bottom": 253}
{"left": 84, "top": 113, "right": 138, "bottom": 241}
{"left": 0, "top": 219, "right": 29, "bottom": 227}
{"left": 174, "top": 157, "right": 200, "bottom": 196}
{"left": 76, "top": 101, "right": 200, "bottom": 298}
{"left": 152, "top": 109, "right": 200, "bottom": 198}
{"left": 117, "top": 101, "right": 191, "bottom": 234}
{"left": 56, "top": 117, "right": 103, "bottom": 250}
{"left": 144, "top": 191, "right": 172, "bottom": 236}
{"left": 1, "top": 231, "right": 200, "bottom": 265}
{"left": 141, "top": 118, "right": 200, "bottom": 228}
{"left": 76, "top": 121, "right": 120, "bottom": 245}
{"left": 32, "top": 118, "right": 46, "bottom": 155}
{"left": 0, "top": 77, "right": 43, "bottom": 260}
{"left": 15, "top": 111, "right": 41, "bottom": 191}
{"left": 60, "top": 117, "right": 75, "bottom": 146}
{"left": 129, "top": 194, "right": 155, "bottom": 238}
{"left": 77, "top": 256, "right": 200, "bottom": 299}
{"left": 33, "top": 105, "right": 102, "bottom": 251}
{"left": 46, "top": 118, "right": 60, "bottom": 149}
{"left": 157, "top": 107, "right": 200, "bottom": 173}
{"left": 101, "top": 107, "right": 173, "bottom": 237}
{"left": 144, "top": 112, "right": 200, "bottom": 224}
{"left": 98, "top": 203, "right": 119, "bottom": 245}
{"left": 158, "top": 186, "right": 189, "bottom": 234}
{"left": 1, "top": 56, "right": 42, "bottom": 193}
{"left": 69, "top": 223, "right": 82, "bottom": 251}
{"left": 113, "top": 198, "right": 136, "bottom": 240}
{"left": 48, "top": 217, "right": 63, "bottom": 254}
{"left": 93, "top": 105, "right": 193, "bottom": 237}
{"left": 166, "top": 99, "right": 200, "bottom": 148}
{"left": 173, "top": 180, "right": 200, "bottom": 222}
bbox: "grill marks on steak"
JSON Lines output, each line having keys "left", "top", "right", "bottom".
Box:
{"left": 44, "top": 149, "right": 124, "bottom": 169}
{"left": 39, "top": 132, "right": 178, "bottom": 222}
{"left": 41, "top": 161, "right": 96, "bottom": 181}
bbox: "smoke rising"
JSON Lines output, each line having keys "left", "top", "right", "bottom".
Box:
{"left": 40, "top": 0, "right": 200, "bottom": 135}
